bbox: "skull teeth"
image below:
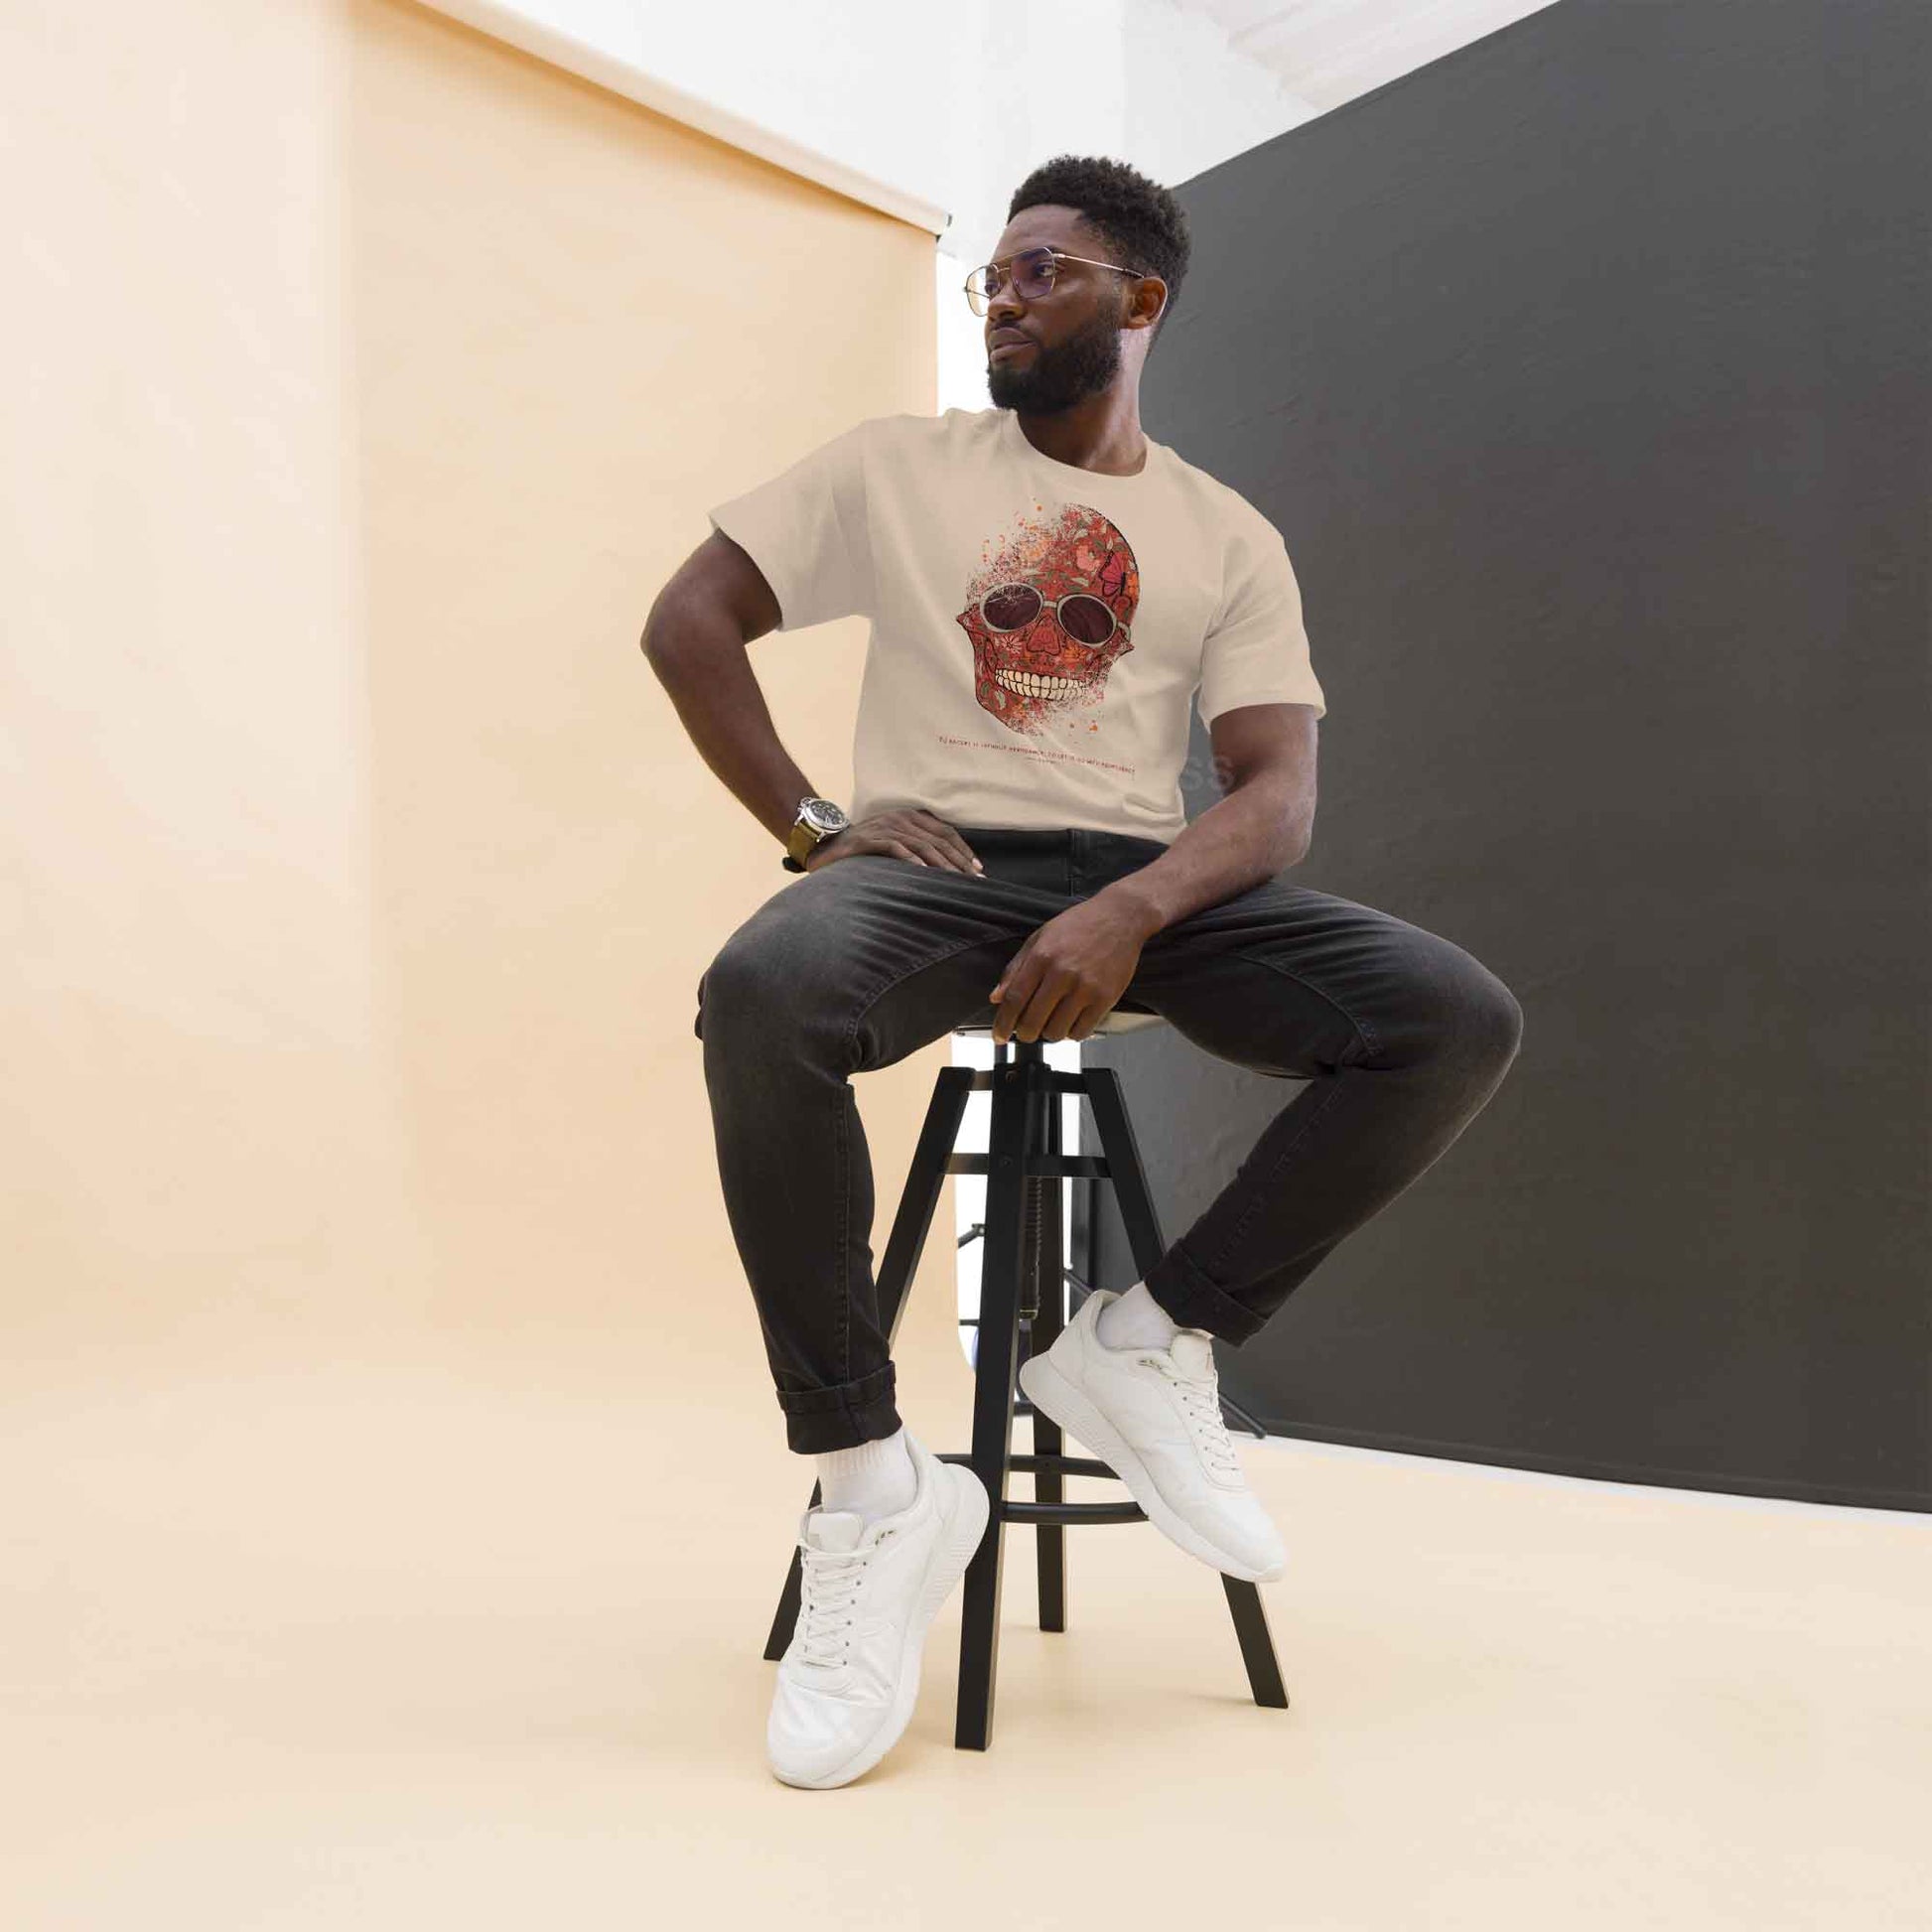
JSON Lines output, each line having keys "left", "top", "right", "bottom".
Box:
{"left": 994, "top": 668, "right": 1082, "bottom": 700}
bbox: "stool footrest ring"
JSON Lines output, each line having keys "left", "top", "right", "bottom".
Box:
{"left": 1002, "top": 1499, "right": 1149, "bottom": 1526}
{"left": 935, "top": 1449, "right": 1151, "bottom": 1525}
{"left": 937, "top": 1449, "right": 1118, "bottom": 1481}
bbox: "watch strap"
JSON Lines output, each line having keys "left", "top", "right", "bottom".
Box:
{"left": 783, "top": 810, "right": 824, "bottom": 872}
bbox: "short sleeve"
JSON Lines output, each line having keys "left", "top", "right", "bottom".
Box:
{"left": 707, "top": 419, "right": 876, "bottom": 632}
{"left": 1196, "top": 511, "right": 1326, "bottom": 725}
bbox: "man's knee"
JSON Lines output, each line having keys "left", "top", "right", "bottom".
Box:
{"left": 1445, "top": 953, "right": 1524, "bottom": 1074}
{"left": 694, "top": 913, "right": 845, "bottom": 1050}
{"left": 694, "top": 923, "right": 783, "bottom": 1044}
{"left": 1389, "top": 938, "right": 1524, "bottom": 1075}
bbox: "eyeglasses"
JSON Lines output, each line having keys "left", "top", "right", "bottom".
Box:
{"left": 976, "top": 581, "right": 1127, "bottom": 647}
{"left": 964, "top": 245, "right": 1147, "bottom": 316}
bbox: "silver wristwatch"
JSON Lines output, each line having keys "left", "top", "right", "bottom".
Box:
{"left": 781, "top": 795, "right": 850, "bottom": 872}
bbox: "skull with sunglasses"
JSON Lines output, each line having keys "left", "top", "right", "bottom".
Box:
{"left": 957, "top": 504, "right": 1139, "bottom": 735}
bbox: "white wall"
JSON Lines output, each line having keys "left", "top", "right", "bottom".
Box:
{"left": 421, "top": 0, "right": 1320, "bottom": 412}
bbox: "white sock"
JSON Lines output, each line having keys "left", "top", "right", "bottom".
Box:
{"left": 816, "top": 1426, "right": 917, "bottom": 1524}
{"left": 1096, "top": 1280, "right": 1184, "bottom": 1351}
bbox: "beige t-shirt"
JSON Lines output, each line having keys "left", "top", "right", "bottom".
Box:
{"left": 707, "top": 405, "right": 1324, "bottom": 846}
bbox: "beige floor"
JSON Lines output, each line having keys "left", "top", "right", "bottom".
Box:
{"left": 4, "top": 1316, "right": 1928, "bottom": 1932}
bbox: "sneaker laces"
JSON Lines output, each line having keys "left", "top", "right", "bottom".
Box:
{"left": 795, "top": 1530, "right": 891, "bottom": 1669}
{"left": 1145, "top": 1357, "right": 1244, "bottom": 1482}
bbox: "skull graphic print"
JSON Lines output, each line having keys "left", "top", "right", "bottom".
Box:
{"left": 958, "top": 503, "right": 1139, "bottom": 735}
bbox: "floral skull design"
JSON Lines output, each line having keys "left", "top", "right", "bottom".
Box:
{"left": 957, "top": 503, "right": 1139, "bottom": 734}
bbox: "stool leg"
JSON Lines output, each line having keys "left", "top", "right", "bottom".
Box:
{"left": 1081, "top": 1063, "right": 1292, "bottom": 1713}
{"left": 955, "top": 1051, "right": 1035, "bottom": 1749}
{"left": 1220, "top": 1573, "right": 1291, "bottom": 1707}
{"left": 1030, "top": 1086, "right": 1068, "bottom": 1634}
{"left": 761, "top": 1066, "right": 976, "bottom": 1663}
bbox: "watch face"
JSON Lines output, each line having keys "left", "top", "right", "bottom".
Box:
{"left": 802, "top": 799, "right": 848, "bottom": 834}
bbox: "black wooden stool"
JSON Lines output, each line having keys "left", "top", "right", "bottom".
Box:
{"left": 759, "top": 1002, "right": 1290, "bottom": 1750}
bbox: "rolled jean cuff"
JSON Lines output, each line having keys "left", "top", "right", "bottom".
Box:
{"left": 775, "top": 1361, "right": 903, "bottom": 1454}
{"left": 1143, "top": 1242, "right": 1268, "bottom": 1345}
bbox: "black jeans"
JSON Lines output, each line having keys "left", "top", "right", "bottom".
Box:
{"left": 695, "top": 826, "right": 1523, "bottom": 1454}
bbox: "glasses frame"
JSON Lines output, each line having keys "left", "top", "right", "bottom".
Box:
{"left": 964, "top": 245, "right": 1150, "bottom": 316}
{"left": 975, "top": 581, "right": 1129, "bottom": 649}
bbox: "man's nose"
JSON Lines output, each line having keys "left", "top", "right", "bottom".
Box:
{"left": 987, "top": 286, "right": 1028, "bottom": 328}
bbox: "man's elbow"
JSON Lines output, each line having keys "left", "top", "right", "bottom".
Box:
{"left": 639, "top": 592, "right": 677, "bottom": 659}
{"left": 641, "top": 590, "right": 705, "bottom": 664}
{"left": 1230, "top": 771, "right": 1313, "bottom": 868}
{"left": 1266, "top": 787, "right": 1314, "bottom": 872}
{"left": 1288, "top": 801, "right": 1316, "bottom": 867}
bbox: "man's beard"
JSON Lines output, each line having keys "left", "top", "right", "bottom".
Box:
{"left": 987, "top": 310, "right": 1123, "bottom": 415}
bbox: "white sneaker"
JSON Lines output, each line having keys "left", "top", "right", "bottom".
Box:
{"left": 766, "top": 1429, "right": 990, "bottom": 1789}
{"left": 1018, "top": 1289, "right": 1285, "bottom": 1583}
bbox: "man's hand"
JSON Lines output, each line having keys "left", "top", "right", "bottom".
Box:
{"left": 805, "top": 809, "right": 984, "bottom": 876}
{"left": 987, "top": 894, "right": 1159, "bottom": 1043}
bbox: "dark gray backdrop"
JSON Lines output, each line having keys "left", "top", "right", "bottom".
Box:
{"left": 1084, "top": 0, "right": 1931, "bottom": 1510}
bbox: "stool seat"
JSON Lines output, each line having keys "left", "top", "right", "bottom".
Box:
{"left": 759, "top": 1019, "right": 1289, "bottom": 1750}
{"left": 952, "top": 1003, "right": 1167, "bottom": 1038}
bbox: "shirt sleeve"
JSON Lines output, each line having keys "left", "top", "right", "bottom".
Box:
{"left": 706, "top": 418, "right": 876, "bottom": 632}
{"left": 1196, "top": 510, "right": 1326, "bottom": 725}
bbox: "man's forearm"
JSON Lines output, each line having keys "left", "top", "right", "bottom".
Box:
{"left": 642, "top": 603, "right": 815, "bottom": 849}
{"left": 1093, "top": 775, "right": 1311, "bottom": 938}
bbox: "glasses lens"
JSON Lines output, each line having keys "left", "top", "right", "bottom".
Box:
{"left": 1013, "top": 249, "right": 1055, "bottom": 299}
{"left": 982, "top": 584, "right": 1043, "bottom": 631}
{"left": 970, "top": 249, "right": 1056, "bottom": 314}
{"left": 1057, "top": 594, "right": 1116, "bottom": 646}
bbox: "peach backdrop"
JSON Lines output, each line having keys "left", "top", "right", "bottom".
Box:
{"left": 2, "top": 0, "right": 962, "bottom": 1421}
